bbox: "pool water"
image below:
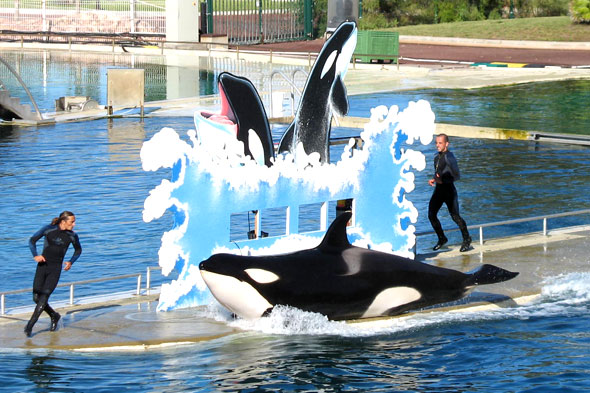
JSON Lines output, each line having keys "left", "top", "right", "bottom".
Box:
{"left": 350, "top": 79, "right": 590, "bottom": 135}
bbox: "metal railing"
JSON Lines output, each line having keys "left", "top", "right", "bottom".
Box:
{"left": 0, "top": 0, "right": 165, "bottom": 35}
{"left": 1, "top": 265, "right": 162, "bottom": 315}
{"left": 415, "top": 208, "right": 590, "bottom": 251}
{"left": 269, "top": 69, "right": 305, "bottom": 118}
{"left": 4, "top": 210, "right": 589, "bottom": 314}
{"left": 0, "top": 56, "right": 43, "bottom": 120}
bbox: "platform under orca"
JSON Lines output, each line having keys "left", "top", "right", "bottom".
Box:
{"left": 199, "top": 212, "right": 519, "bottom": 321}
{"left": 277, "top": 21, "right": 357, "bottom": 163}
{"left": 194, "top": 72, "right": 275, "bottom": 166}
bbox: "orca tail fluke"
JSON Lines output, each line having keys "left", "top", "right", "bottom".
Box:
{"left": 465, "top": 264, "right": 519, "bottom": 286}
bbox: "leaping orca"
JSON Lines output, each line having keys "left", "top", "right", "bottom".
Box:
{"left": 194, "top": 72, "right": 275, "bottom": 166}
{"left": 277, "top": 21, "right": 357, "bottom": 163}
{"left": 199, "top": 212, "right": 519, "bottom": 321}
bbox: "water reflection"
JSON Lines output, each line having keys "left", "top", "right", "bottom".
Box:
{"left": 0, "top": 50, "right": 308, "bottom": 115}
{"left": 26, "top": 355, "right": 62, "bottom": 390}
{"left": 107, "top": 118, "right": 146, "bottom": 172}
{"left": 350, "top": 79, "right": 590, "bottom": 135}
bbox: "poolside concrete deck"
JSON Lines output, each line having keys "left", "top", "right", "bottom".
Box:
{"left": 1, "top": 225, "right": 588, "bottom": 351}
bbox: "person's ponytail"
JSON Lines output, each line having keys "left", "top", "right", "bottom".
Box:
{"left": 51, "top": 211, "right": 75, "bottom": 226}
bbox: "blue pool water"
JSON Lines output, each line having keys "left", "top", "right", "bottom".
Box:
{"left": 1, "top": 50, "right": 589, "bottom": 392}
{"left": 349, "top": 79, "right": 590, "bottom": 135}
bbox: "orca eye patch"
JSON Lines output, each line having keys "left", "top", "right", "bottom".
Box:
{"left": 320, "top": 50, "right": 338, "bottom": 79}
{"left": 245, "top": 269, "right": 279, "bottom": 283}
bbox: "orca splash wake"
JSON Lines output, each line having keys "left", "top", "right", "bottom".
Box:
{"left": 199, "top": 212, "right": 519, "bottom": 321}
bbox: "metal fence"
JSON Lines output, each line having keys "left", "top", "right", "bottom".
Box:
{"left": 415, "top": 209, "right": 590, "bottom": 253}
{"left": 0, "top": 0, "right": 312, "bottom": 44}
{"left": 0, "top": 266, "right": 162, "bottom": 315}
{"left": 0, "top": 0, "right": 165, "bottom": 35}
{"left": 205, "top": 0, "right": 312, "bottom": 44}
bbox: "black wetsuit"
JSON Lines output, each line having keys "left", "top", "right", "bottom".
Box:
{"left": 29, "top": 225, "right": 82, "bottom": 296}
{"left": 25, "top": 225, "right": 82, "bottom": 335}
{"left": 428, "top": 151, "right": 470, "bottom": 242}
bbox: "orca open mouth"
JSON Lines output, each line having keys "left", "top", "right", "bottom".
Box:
{"left": 195, "top": 81, "right": 238, "bottom": 137}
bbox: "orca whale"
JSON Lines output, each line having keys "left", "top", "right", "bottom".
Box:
{"left": 194, "top": 72, "right": 275, "bottom": 166}
{"left": 199, "top": 212, "right": 519, "bottom": 321}
{"left": 277, "top": 21, "right": 357, "bottom": 163}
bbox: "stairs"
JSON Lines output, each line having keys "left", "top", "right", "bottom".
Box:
{"left": 0, "top": 89, "right": 39, "bottom": 121}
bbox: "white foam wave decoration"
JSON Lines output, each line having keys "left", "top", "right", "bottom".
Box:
{"left": 140, "top": 127, "right": 192, "bottom": 171}
{"left": 141, "top": 102, "right": 435, "bottom": 311}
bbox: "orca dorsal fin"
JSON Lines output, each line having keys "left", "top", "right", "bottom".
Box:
{"left": 318, "top": 211, "right": 352, "bottom": 251}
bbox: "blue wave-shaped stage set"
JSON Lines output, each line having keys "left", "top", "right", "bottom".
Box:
{"left": 140, "top": 21, "right": 518, "bottom": 319}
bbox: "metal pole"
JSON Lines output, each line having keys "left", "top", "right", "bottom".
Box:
{"left": 304, "top": 0, "right": 312, "bottom": 39}
{"left": 69, "top": 284, "right": 74, "bottom": 305}
{"left": 130, "top": 0, "right": 136, "bottom": 34}
{"left": 0, "top": 58, "right": 43, "bottom": 120}
{"left": 543, "top": 218, "right": 547, "bottom": 236}
{"left": 207, "top": 0, "right": 213, "bottom": 34}
{"left": 42, "top": 0, "right": 47, "bottom": 32}
{"left": 136, "top": 275, "right": 141, "bottom": 295}
{"left": 1, "top": 294, "right": 5, "bottom": 315}
{"left": 479, "top": 227, "right": 484, "bottom": 245}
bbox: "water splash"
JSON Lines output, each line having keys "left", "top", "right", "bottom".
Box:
{"left": 141, "top": 101, "right": 435, "bottom": 311}
{"left": 221, "top": 272, "right": 590, "bottom": 337}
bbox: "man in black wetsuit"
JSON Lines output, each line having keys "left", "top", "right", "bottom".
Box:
{"left": 25, "top": 211, "right": 82, "bottom": 337}
{"left": 428, "top": 134, "right": 472, "bottom": 252}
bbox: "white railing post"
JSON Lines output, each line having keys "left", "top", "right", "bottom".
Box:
{"left": 42, "top": 0, "right": 47, "bottom": 32}
{"left": 543, "top": 217, "right": 547, "bottom": 236}
{"left": 130, "top": 0, "right": 136, "bottom": 34}
{"left": 479, "top": 226, "right": 484, "bottom": 245}
{"left": 146, "top": 267, "right": 151, "bottom": 293}
{"left": 1, "top": 294, "right": 5, "bottom": 315}
{"left": 136, "top": 274, "right": 141, "bottom": 295}
{"left": 320, "top": 202, "right": 328, "bottom": 231}
{"left": 69, "top": 284, "right": 74, "bottom": 305}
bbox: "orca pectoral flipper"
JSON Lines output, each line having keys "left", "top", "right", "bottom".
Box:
{"left": 329, "top": 74, "right": 349, "bottom": 116}
{"left": 465, "top": 264, "right": 519, "bottom": 286}
{"left": 277, "top": 122, "right": 295, "bottom": 154}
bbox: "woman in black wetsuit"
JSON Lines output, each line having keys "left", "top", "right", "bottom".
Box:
{"left": 25, "top": 211, "right": 82, "bottom": 337}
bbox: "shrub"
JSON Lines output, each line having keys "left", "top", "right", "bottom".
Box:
{"left": 571, "top": 0, "right": 590, "bottom": 22}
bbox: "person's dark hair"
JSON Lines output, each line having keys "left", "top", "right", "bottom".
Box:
{"left": 437, "top": 133, "right": 449, "bottom": 142}
{"left": 51, "top": 211, "right": 75, "bottom": 226}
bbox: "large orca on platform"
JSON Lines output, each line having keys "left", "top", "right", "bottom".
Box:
{"left": 194, "top": 72, "right": 275, "bottom": 166}
{"left": 199, "top": 212, "right": 519, "bottom": 321}
{"left": 277, "top": 21, "right": 357, "bottom": 163}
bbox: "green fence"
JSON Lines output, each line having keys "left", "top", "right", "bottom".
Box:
{"left": 205, "top": 0, "right": 312, "bottom": 45}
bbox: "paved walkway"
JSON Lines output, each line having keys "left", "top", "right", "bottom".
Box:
{"left": 2, "top": 226, "right": 588, "bottom": 350}
{"left": 240, "top": 36, "right": 590, "bottom": 67}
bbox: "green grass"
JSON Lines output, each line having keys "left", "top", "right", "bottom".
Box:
{"left": 384, "top": 16, "right": 590, "bottom": 42}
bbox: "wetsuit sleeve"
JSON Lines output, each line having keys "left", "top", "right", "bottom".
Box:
{"left": 445, "top": 152, "right": 461, "bottom": 181}
{"left": 29, "top": 225, "right": 48, "bottom": 257}
{"left": 69, "top": 233, "right": 82, "bottom": 264}
{"left": 433, "top": 153, "right": 440, "bottom": 178}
